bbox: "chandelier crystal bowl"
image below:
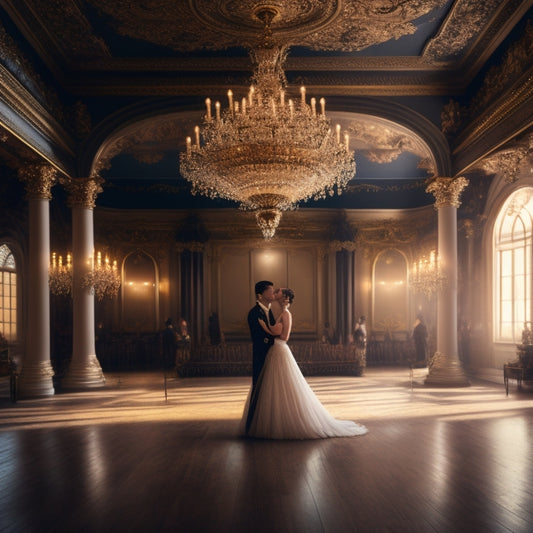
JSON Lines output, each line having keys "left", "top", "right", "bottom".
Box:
{"left": 179, "top": 9, "right": 355, "bottom": 239}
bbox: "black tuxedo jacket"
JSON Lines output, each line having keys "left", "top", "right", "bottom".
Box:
{"left": 248, "top": 303, "right": 275, "bottom": 388}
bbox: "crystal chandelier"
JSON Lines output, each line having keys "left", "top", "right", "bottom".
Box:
{"left": 49, "top": 252, "right": 73, "bottom": 296}
{"left": 49, "top": 251, "right": 121, "bottom": 301}
{"left": 179, "top": 8, "right": 356, "bottom": 239}
{"left": 410, "top": 250, "right": 446, "bottom": 298}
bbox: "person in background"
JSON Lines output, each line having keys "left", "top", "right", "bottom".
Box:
{"left": 161, "top": 318, "right": 178, "bottom": 370}
{"left": 412, "top": 314, "right": 428, "bottom": 367}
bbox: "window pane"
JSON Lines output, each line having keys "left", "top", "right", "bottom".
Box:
{"left": 501, "top": 276, "right": 513, "bottom": 299}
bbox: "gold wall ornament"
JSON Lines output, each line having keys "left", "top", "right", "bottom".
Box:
{"left": 426, "top": 177, "right": 469, "bottom": 209}
{"left": 18, "top": 164, "right": 58, "bottom": 200}
{"left": 179, "top": 7, "right": 355, "bottom": 239}
{"left": 481, "top": 141, "right": 533, "bottom": 184}
{"left": 60, "top": 175, "right": 104, "bottom": 209}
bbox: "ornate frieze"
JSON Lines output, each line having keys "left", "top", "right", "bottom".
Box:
{"left": 18, "top": 164, "right": 57, "bottom": 200}
{"left": 426, "top": 177, "right": 469, "bottom": 209}
{"left": 60, "top": 176, "right": 104, "bottom": 209}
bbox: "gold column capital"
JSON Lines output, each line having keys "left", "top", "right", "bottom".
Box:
{"left": 60, "top": 175, "right": 104, "bottom": 209}
{"left": 426, "top": 176, "right": 469, "bottom": 209}
{"left": 18, "top": 164, "right": 57, "bottom": 200}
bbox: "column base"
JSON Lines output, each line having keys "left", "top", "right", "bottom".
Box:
{"left": 425, "top": 351, "right": 470, "bottom": 387}
{"left": 18, "top": 361, "right": 55, "bottom": 398}
{"left": 62, "top": 354, "right": 106, "bottom": 389}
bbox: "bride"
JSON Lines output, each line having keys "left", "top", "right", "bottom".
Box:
{"left": 240, "top": 288, "right": 368, "bottom": 439}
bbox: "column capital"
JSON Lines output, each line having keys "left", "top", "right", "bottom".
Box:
{"left": 426, "top": 177, "right": 469, "bottom": 209}
{"left": 18, "top": 164, "right": 57, "bottom": 200}
{"left": 61, "top": 176, "right": 104, "bottom": 209}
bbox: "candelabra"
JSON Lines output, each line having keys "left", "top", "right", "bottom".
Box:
{"left": 410, "top": 250, "right": 446, "bottom": 297}
{"left": 49, "top": 251, "right": 121, "bottom": 301}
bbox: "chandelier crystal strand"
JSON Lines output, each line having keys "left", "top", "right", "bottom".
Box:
{"left": 179, "top": 8, "right": 355, "bottom": 239}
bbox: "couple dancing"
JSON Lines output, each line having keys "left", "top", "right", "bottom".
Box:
{"left": 240, "top": 280, "right": 368, "bottom": 440}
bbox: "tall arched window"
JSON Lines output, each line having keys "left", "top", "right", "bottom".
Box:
{"left": 0, "top": 244, "right": 17, "bottom": 342}
{"left": 494, "top": 188, "right": 533, "bottom": 342}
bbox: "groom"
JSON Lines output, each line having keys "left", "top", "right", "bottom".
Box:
{"left": 248, "top": 280, "right": 276, "bottom": 391}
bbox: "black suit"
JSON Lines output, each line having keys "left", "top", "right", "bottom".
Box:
{"left": 248, "top": 303, "right": 275, "bottom": 389}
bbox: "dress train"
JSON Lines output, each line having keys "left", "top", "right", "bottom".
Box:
{"left": 240, "top": 339, "right": 368, "bottom": 439}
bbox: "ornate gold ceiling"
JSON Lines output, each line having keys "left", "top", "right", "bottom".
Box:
{"left": 86, "top": 0, "right": 448, "bottom": 52}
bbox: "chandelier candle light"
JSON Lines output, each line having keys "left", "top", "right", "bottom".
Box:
{"left": 179, "top": 8, "right": 355, "bottom": 239}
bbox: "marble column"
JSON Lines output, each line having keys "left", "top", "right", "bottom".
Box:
{"left": 61, "top": 176, "right": 106, "bottom": 389}
{"left": 17, "top": 164, "right": 57, "bottom": 398}
{"left": 425, "top": 177, "right": 470, "bottom": 387}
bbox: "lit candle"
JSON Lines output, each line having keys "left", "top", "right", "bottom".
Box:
{"left": 344, "top": 132, "right": 350, "bottom": 152}
{"left": 205, "top": 98, "right": 212, "bottom": 121}
{"left": 186, "top": 136, "right": 192, "bottom": 156}
{"left": 289, "top": 99, "right": 294, "bottom": 120}
{"left": 67, "top": 253, "right": 71, "bottom": 267}
{"left": 97, "top": 251, "right": 102, "bottom": 268}
{"left": 241, "top": 97, "right": 246, "bottom": 115}
{"left": 215, "top": 101, "right": 221, "bottom": 122}
{"left": 227, "top": 90, "right": 233, "bottom": 115}
{"left": 271, "top": 98, "right": 276, "bottom": 117}
{"left": 336, "top": 124, "right": 341, "bottom": 144}
{"left": 194, "top": 126, "right": 200, "bottom": 148}
{"left": 249, "top": 85, "right": 255, "bottom": 106}
{"left": 280, "top": 89, "right": 285, "bottom": 107}
{"left": 300, "top": 86, "right": 306, "bottom": 105}
{"left": 52, "top": 252, "right": 56, "bottom": 269}
{"left": 234, "top": 102, "right": 239, "bottom": 114}
{"left": 113, "top": 260, "right": 117, "bottom": 271}
{"left": 58, "top": 255, "right": 63, "bottom": 268}
{"left": 311, "top": 97, "right": 316, "bottom": 117}
{"left": 320, "top": 97, "right": 325, "bottom": 115}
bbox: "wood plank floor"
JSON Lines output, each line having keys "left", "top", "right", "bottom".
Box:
{"left": 1, "top": 368, "right": 533, "bottom": 533}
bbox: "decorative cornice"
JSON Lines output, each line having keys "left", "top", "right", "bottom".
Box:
{"left": 18, "top": 164, "right": 57, "bottom": 200}
{"left": 60, "top": 176, "right": 104, "bottom": 209}
{"left": 426, "top": 177, "right": 469, "bottom": 208}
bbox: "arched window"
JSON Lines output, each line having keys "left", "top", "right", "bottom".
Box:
{"left": 494, "top": 188, "right": 533, "bottom": 342}
{"left": 0, "top": 244, "right": 17, "bottom": 342}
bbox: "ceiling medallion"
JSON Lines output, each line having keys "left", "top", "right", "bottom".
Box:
{"left": 179, "top": 7, "right": 355, "bottom": 239}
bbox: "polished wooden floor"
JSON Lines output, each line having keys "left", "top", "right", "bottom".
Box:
{"left": 1, "top": 368, "right": 533, "bottom": 533}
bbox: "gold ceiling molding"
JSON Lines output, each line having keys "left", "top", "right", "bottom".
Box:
{"left": 423, "top": 0, "right": 501, "bottom": 62}
{"left": 442, "top": 20, "right": 533, "bottom": 141}
{"left": 86, "top": 0, "right": 447, "bottom": 53}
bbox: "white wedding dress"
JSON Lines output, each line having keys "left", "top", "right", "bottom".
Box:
{"left": 240, "top": 338, "right": 368, "bottom": 440}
